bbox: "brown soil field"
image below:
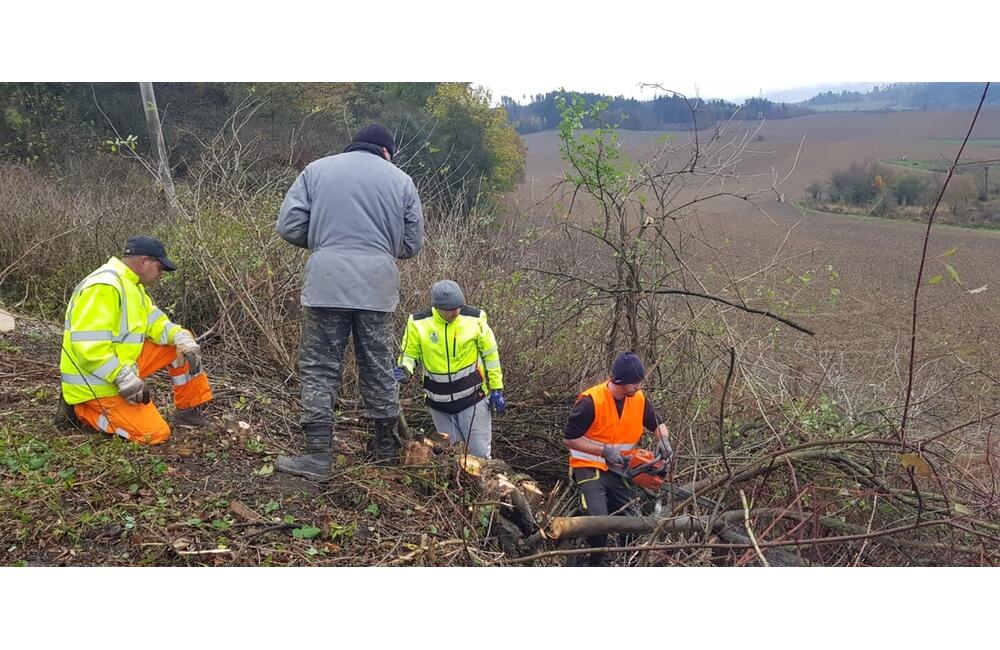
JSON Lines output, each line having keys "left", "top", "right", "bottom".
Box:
{"left": 510, "top": 108, "right": 1000, "bottom": 408}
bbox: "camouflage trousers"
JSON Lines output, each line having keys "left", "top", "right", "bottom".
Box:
{"left": 299, "top": 307, "right": 400, "bottom": 428}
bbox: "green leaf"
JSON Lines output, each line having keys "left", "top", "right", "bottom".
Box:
{"left": 364, "top": 502, "right": 380, "bottom": 517}
{"left": 186, "top": 517, "right": 202, "bottom": 526}
{"left": 944, "top": 263, "right": 961, "bottom": 284}
{"left": 942, "top": 246, "right": 957, "bottom": 258}
{"left": 928, "top": 274, "right": 944, "bottom": 285}
{"left": 292, "top": 526, "right": 322, "bottom": 539}
{"left": 262, "top": 500, "right": 280, "bottom": 514}
{"left": 256, "top": 463, "right": 274, "bottom": 477}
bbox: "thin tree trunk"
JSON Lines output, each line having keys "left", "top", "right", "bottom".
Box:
{"left": 138, "top": 82, "right": 182, "bottom": 218}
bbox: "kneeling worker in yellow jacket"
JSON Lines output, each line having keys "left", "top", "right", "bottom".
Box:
{"left": 395, "top": 280, "right": 504, "bottom": 458}
{"left": 59, "top": 236, "right": 213, "bottom": 444}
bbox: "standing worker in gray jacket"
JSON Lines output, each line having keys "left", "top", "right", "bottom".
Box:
{"left": 275, "top": 124, "right": 424, "bottom": 478}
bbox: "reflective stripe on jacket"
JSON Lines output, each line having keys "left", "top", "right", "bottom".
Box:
{"left": 398, "top": 306, "right": 503, "bottom": 415}
{"left": 569, "top": 382, "right": 646, "bottom": 470}
{"left": 59, "top": 257, "right": 182, "bottom": 404}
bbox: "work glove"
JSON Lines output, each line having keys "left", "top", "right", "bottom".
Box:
{"left": 657, "top": 437, "right": 674, "bottom": 463}
{"left": 393, "top": 366, "right": 411, "bottom": 383}
{"left": 173, "top": 330, "right": 203, "bottom": 375}
{"left": 114, "top": 365, "right": 146, "bottom": 404}
{"left": 489, "top": 390, "right": 506, "bottom": 415}
{"left": 601, "top": 444, "right": 627, "bottom": 468}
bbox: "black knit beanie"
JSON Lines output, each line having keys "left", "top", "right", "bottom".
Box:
{"left": 611, "top": 351, "right": 645, "bottom": 385}
{"left": 351, "top": 124, "right": 396, "bottom": 157}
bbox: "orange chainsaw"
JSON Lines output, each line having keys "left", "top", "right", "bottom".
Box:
{"left": 620, "top": 448, "right": 670, "bottom": 491}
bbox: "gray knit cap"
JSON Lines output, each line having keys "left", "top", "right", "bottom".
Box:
{"left": 431, "top": 280, "right": 465, "bottom": 310}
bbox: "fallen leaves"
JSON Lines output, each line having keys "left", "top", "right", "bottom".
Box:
{"left": 900, "top": 453, "right": 932, "bottom": 478}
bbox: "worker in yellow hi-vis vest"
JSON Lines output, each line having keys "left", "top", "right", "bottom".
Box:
{"left": 395, "top": 280, "right": 504, "bottom": 458}
{"left": 59, "top": 236, "right": 212, "bottom": 444}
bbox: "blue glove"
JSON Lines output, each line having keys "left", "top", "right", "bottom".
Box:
{"left": 393, "top": 366, "right": 410, "bottom": 383}
{"left": 489, "top": 390, "right": 506, "bottom": 415}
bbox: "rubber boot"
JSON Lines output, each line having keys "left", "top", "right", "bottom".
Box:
{"left": 173, "top": 404, "right": 211, "bottom": 429}
{"left": 372, "top": 416, "right": 401, "bottom": 466}
{"left": 54, "top": 393, "right": 80, "bottom": 429}
{"left": 275, "top": 424, "right": 331, "bottom": 479}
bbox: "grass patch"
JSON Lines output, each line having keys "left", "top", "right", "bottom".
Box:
{"left": 881, "top": 158, "right": 948, "bottom": 173}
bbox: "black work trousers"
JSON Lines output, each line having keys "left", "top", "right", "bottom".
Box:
{"left": 572, "top": 467, "right": 636, "bottom": 565}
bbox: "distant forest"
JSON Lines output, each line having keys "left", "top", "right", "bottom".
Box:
{"left": 805, "top": 82, "right": 999, "bottom": 108}
{"left": 502, "top": 83, "right": 998, "bottom": 134}
{"left": 500, "top": 91, "right": 810, "bottom": 134}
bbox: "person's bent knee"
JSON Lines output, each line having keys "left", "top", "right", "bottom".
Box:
{"left": 130, "top": 424, "right": 172, "bottom": 445}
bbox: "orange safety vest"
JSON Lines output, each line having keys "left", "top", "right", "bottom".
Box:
{"left": 568, "top": 381, "right": 646, "bottom": 470}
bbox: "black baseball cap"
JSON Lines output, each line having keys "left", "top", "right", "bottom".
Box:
{"left": 124, "top": 236, "right": 177, "bottom": 272}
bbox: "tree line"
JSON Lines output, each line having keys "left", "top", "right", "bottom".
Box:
{"left": 501, "top": 90, "right": 812, "bottom": 133}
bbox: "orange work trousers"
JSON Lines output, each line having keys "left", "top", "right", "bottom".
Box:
{"left": 73, "top": 339, "right": 212, "bottom": 445}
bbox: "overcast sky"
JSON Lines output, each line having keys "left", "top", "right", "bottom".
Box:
{"left": 3, "top": 2, "right": 994, "bottom": 102}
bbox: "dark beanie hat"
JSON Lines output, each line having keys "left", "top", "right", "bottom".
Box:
{"left": 611, "top": 351, "right": 645, "bottom": 385}
{"left": 352, "top": 123, "right": 395, "bottom": 157}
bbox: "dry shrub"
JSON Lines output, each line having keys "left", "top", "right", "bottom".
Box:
{"left": 0, "top": 160, "right": 167, "bottom": 314}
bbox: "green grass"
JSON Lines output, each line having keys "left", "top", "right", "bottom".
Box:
{"left": 795, "top": 202, "right": 1000, "bottom": 234}
{"left": 882, "top": 158, "right": 948, "bottom": 173}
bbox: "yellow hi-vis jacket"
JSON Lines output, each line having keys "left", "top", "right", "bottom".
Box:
{"left": 60, "top": 257, "right": 182, "bottom": 405}
{"left": 398, "top": 306, "right": 503, "bottom": 414}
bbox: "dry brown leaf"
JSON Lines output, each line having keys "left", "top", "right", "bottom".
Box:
{"left": 901, "top": 453, "right": 932, "bottom": 477}
{"left": 229, "top": 500, "right": 263, "bottom": 523}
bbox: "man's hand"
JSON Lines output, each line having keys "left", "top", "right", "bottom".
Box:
{"left": 657, "top": 436, "right": 674, "bottom": 463}
{"left": 115, "top": 365, "right": 146, "bottom": 404}
{"left": 393, "top": 366, "right": 411, "bottom": 383}
{"left": 601, "top": 444, "right": 627, "bottom": 468}
{"left": 489, "top": 390, "right": 506, "bottom": 415}
{"left": 174, "top": 330, "right": 202, "bottom": 375}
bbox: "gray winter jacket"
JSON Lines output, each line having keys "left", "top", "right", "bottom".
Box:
{"left": 277, "top": 150, "right": 424, "bottom": 311}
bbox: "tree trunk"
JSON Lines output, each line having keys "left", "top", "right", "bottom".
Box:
{"left": 138, "top": 82, "right": 182, "bottom": 217}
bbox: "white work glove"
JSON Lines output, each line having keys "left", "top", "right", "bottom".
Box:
{"left": 115, "top": 365, "right": 146, "bottom": 404}
{"left": 173, "top": 330, "right": 203, "bottom": 375}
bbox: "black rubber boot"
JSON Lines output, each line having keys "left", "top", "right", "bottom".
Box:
{"left": 275, "top": 424, "right": 331, "bottom": 479}
{"left": 54, "top": 393, "right": 80, "bottom": 429}
{"left": 173, "top": 404, "right": 211, "bottom": 429}
{"left": 372, "top": 417, "right": 401, "bottom": 466}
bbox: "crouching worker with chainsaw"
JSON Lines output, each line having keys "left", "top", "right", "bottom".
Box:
{"left": 395, "top": 280, "right": 505, "bottom": 458}
{"left": 563, "top": 351, "right": 673, "bottom": 566}
{"left": 59, "top": 236, "right": 212, "bottom": 444}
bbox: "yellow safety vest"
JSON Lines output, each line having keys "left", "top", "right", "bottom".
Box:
{"left": 398, "top": 306, "right": 503, "bottom": 414}
{"left": 60, "top": 257, "right": 181, "bottom": 404}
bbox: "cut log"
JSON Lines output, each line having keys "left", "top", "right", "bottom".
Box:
{"left": 402, "top": 438, "right": 435, "bottom": 467}
{"left": 517, "top": 481, "right": 544, "bottom": 509}
{"left": 547, "top": 512, "right": 807, "bottom": 566}
{"left": 0, "top": 309, "right": 13, "bottom": 333}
